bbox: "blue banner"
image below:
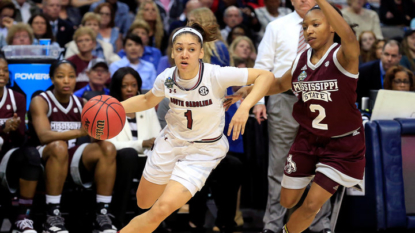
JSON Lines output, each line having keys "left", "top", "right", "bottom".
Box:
{"left": 8, "top": 64, "right": 52, "bottom": 110}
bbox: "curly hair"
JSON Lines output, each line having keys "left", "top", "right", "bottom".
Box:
{"left": 6, "top": 23, "right": 34, "bottom": 45}
{"left": 384, "top": 65, "right": 415, "bottom": 91}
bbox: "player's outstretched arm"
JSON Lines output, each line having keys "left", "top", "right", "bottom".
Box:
{"left": 121, "top": 91, "right": 165, "bottom": 114}
{"left": 30, "top": 96, "right": 87, "bottom": 145}
{"left": 316, "top": 0, "right": 359, "bottom": 71}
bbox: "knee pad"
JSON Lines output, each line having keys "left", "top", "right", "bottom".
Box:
{"left": 23, "top": 147, "right": 42, "bottom": 167}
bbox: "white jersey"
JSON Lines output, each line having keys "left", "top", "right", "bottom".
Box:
{"left": 152, "top": 61, "right": 248, "bottom": 141}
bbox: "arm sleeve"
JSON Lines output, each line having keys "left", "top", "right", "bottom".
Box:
{"left": 151, "top": 72, "right": 166, "bottom": 97}
{"left": 156, "top": 98, "right": 169, "bottom": 128}
{"left": 211, "top": 66, "right": 249, "bottom": 91}
{"left": 254, "top": 23, "right": 276, "bottom": 71}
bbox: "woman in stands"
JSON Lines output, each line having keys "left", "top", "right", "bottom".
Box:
{"left": 226, "top": 1, "right": 365, "bottom": 232}
{"left": 117, "top": 22, "right": 274, "bottom": 233}
{"left": 94, "top": 2, "right": 123, "bottom": 53}
{"left": 0, "top": 57, "right": 42, "bottom": 233}
{"left": 383, "top": 65, "right": 415, "bottom": 91}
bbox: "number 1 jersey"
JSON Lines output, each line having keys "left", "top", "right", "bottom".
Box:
{"left": 152, "top": 62, "right": 248, "bottom": 141}
{"left": 291, "top": 43, "right": 362, "bottom": 137}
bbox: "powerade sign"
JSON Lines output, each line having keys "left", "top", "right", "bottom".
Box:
{"left": 8, "top": 64, "right": 52, "bottom": 110}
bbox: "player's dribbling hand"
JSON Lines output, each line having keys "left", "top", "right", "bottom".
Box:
{"left": 227, "top": 107, "right": 249, "bottom": 141}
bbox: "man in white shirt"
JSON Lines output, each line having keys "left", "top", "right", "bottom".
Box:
{"left": 221, "top": 6, "right": 243, "bottom": 41}
{"left": 254, "top": 1, "right": 332, "bottom": 233}
{"left": 12, "top": 0, "right": 40, "bottom": 23}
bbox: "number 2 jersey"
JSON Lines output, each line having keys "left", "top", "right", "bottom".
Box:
{"left": 291, "top": 43, "right": 362, "bottom": 137}
{"left": 152, "top": 61, "right": 248, "bottom": 141}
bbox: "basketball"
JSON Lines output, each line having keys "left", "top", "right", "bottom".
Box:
{"left": 81, "top": 95, "right": 126, "bottom": 140}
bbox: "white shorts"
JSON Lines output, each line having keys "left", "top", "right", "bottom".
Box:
{"left": 143, "top": 128, "right": 229, "bottom": 196}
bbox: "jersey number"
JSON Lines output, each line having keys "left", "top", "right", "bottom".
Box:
{"left": 184, "top": 110, "right": 193, "bottom": 130}
{"left": 309, "top": 104, "right": 328, "bottom": 130}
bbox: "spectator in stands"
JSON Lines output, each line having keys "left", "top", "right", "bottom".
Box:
{"left": 229, "top": 36, "right": 256, "bottom": 68}
{"left": 135, "top": 0, "right": 168, "bottom": 54}
{"left": 0, "top": 0, "right": 16, "bottom": 39}
{"left": 221, "top": 6, "right": 243, "bottom": 43}
{"left": 379, "top": 0, "right": 415, "bottom": 26}
{"left": 65, "top": 12, "right": 121, "bottom": 64}
{"left": 384, "top": 65, "right": 415, "bottom": 91}
{"left": 109, "top": 34, "right": 156, "bottom": 92}
{"left": 156, "top": 32, "right": 174, "bottom": 75}
{"left": 118, "top": 20, "right": 162, "bottom": 70}
{"left": 28, "top": 13, "right": 59, "bottom": 45}
{"left": 400, "top": 29, "right": 415, "bottom": 72}
{"left": 357, "top": 40, "right": 402, "bottom": 106}
{"left": 375, "top": 39, "right": 385, "bottom": 59}
{"left": 255, "top": 0, "right": 292, "bottom": 39}
{"left": 60, "top": 0, "right": 81, "bottom": 27}
{"left": 29, "top": 60, "right": 117, "bottom": 233}
{"left": 42, "top": 0, "right": 75, "bottom": 48}
{"left": 94, "top": 2, "right": 122, "bottom": 53}
{"left": 6, "top": 23, "right": 33, "bottom": 45}
{"left": 341, "top": 0, "right": 383, "bottom": 39}
{"left": 0, "top": 57, "right": 42, "bottom": 233}
{"left": 226, "top": 24, "right": 253, "bottom": 47}
{"left": 90, "top": 0, "right": 132, "bottom": 35}
{"left": 107, "top": 67, "right": 161, "bottom": 227}
{"left": 74, "top": 58, "right": 110, "bottom": 99}
{"left": 13, "top": 0, "right": 40, "bottom": 23}
{"left": 188, "top": 7, "right": 230, "bottom": 66}
{"left": 168, "top": 0, "right": 202, "bottom": 35}
{"left": 67, "top": 27, "right": 97, "bottom": 90}
{"left": 359, "top": 31, "right": 378, "bottom": 64}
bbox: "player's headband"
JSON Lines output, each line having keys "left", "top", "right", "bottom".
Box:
{"left": 172, "top": 28, "right": 203, "bottom": 43}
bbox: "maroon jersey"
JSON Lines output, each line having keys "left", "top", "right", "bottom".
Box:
{"left": 0, "top": 87, "right": 26, "bottom": 154}
{"left": 291, "top": 43, "right": 362, "bottom": 137}
{"left": 37, "top": 90, "right": 84, "bottom": 149}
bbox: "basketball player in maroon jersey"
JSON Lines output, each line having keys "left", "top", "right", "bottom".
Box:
{"left": 29, "top": 60, "right": 118, "bottom": 233}
{"left": 225, "top": 0, "right": 365, "bottom": 232}
{"left": 0, "top": 57, "right": 43, "bottom": 233}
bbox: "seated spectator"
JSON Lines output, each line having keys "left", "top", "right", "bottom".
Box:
{"left": 28, "top": 13, "right": 59, "bottom": 46}
{"left": 67, "top": 27, "right": 97, "bottom": 90}
{"left": 384, "top": 65, "right": 415, "bottom": 91}
{"left": 341, "top": 0, "right": 383, "bottom": 39}
{"left": 168, "top": 0, "right": 202, "bottom": 35}
{"left": 226, "top": 24, "right": 253, "bottom": 47}
{"left": 107, "top": 67, "right": 161, "bottom": 226}
{"left": 90, "top": 0, "right": 132, "bottom": 36}
{"left": 6, "top": 23, "right": 34, "bottom": 45}
{"left": 0, "top": 0, "right": 16, "bottom": 39}
{"left": 74, "top": 58, "right": 110, "bottom": 99}
{"left": 379, "top": 0, "right": 415, "bottom": 26}
{"left": 187, "top": 7, "right": 230, "bottom": 66}
{"left": 42, "top": 0, "right": 75, "bottom": 48}
{"left": 255, "top": 0, "right": 291, "bottom": 39}
{"left": 156, "top": 33, "right": 174, "bottom": 75}
{"left": 28, "top": 60, "right": 117, "bottom": 233}
{"left": 65, "top": 12, "right": 121, "bottom": 64}
{"left": 135, "top": 0, "right": 168, "bottom": 54}
{"left": 0, "top": 57, "right": 42, "bottom": 233}
{"left": 221, "top": 6, "right": 243, "bottom": 43}
{"left": 400, "top": 29, "right": 415, "bottom": 72}
{"left": 118, "top": 20, "right": 162, "bottom": 70}
{"left": 356, "top": 40, "right": 402, "bottom": 107}
{"left": 359, "top": 31, "right": 378, "bottom": 64}
{"left": 94, "top": 2, "right": 122, "bottom": 53}
{"left": 60, "top": 0, "right": 82, "bottom": 27}
{"left": 229, "top": 36, "right": 256, "bottom": 68}
{"left": 13, "top": 0, "right": 40, "bottom": 23}
{"left": 374, "top": 39, "right": 386, "bottom": 59}
{"left": 109, "top": 34, "right": 156, "bottom": 92}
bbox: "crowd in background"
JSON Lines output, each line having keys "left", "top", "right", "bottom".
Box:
{"left": 1, "top": 0, "right": 415, "bottom": 233}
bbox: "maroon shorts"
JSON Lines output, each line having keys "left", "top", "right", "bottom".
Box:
{"left": 282, "top": 126, "right": 366, "bottom": 193}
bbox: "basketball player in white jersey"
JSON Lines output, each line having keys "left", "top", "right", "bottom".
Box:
{"left": 116, "top": 23, "right": 274, "bottom": 233}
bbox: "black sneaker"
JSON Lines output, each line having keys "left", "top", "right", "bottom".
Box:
{"left": 12, "top": 217, "right": 37, "bottom": 233}
{"left": 93, "top": 213, "right": 117, "bottom": 233}
{"left": 42, "top": 212, "right": 69, "bottom": 233}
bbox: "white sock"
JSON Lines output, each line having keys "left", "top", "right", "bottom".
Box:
{"left": 45, "top": 195, "right": 61, "bottom": 204}
{"left": 96, "top": 195, "right": 112, "bottom": 204}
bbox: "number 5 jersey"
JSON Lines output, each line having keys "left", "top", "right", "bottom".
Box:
{"left": 291, "top": 43, "right": 362, "bottom": 137}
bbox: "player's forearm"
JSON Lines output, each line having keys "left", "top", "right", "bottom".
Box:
{"left": 266, "top": 78, "right": 288, "bottom": 95}
{"left": 240, "top": 72, "right": 274, "bottom": 109}
{"left": 121, "top": 94, "right": 155, "bottom": 113}
{"left": 38, "top": 129, "right": 84, "bottom": 145}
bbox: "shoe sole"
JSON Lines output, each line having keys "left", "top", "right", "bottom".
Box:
{"left": 42, "top": 230, "right": 69, "bottom": 233}
{"left": 12, "top": 230, "right": 37, "bottom": 233}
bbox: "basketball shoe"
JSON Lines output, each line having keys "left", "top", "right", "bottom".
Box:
{"left": 93, "top": 203, "right": 117, "bottom": 233}
{"left": 42, "top": 205, "right": 68, "bottom": 233}
{"left": 12, "top": 216, "right": 37, "bottom": 233}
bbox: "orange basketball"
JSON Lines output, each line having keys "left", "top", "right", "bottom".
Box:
{"left": 81, "top": 95, "right": 126, "bottom": 140}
